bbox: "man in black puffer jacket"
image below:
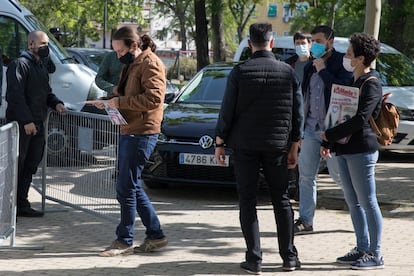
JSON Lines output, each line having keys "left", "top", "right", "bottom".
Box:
{"left": 6, "top": 30, "right": 65, "bottom": 217}
{"left": 215, "top": 23, "right": 304, "bottom": 273}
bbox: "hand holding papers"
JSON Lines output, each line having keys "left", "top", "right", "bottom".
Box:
{"left": 85, "top": 100, "right": 127, "bottom": 125}
{"left": 325, "top": 84, "right": 359, "bottom": 144}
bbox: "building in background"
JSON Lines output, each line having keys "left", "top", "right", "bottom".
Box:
{"left": 254, "top": 1, "right": 309, "bottom": 36}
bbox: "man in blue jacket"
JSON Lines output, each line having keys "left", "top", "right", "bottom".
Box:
{"left": 294, "top": 25, "right": 353, "bottom": 234}
{"left": 215, "top": 23, "right": 304, "bottom": 273}
{"left": 6, "top": 30, "right": 65, "bottom": 217}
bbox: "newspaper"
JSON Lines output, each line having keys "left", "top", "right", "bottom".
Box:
{"left": 83, "top": 100, "right": 128, "bottom": 125}
{"left": 325, "top": 84, "right": 359, "bottom": 144}
{"left": 104, "top": 102, "right": 128, "bottom": 125}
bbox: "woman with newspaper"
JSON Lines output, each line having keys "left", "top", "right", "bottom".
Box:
{"left": 320, "top": 32, "right": 384, "bottom": 270}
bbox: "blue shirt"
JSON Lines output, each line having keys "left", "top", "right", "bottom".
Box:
{"left": 306, "top": 72, "right": 326, "bottom": 131}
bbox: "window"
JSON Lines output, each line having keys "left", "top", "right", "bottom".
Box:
{"left": 296, "top": 2, "right": 309, "bottom": 16}
{"left": 283, "top": 3, "right": 293, "bottom": 22}
{"left": 0, "top": 15, "right": 28, "bottom": 65}
{"left": 267, "top": 3, "right": 277, "bottom": 17}
{"left": 177, "top": 68, "right": 231, "bottom": 104}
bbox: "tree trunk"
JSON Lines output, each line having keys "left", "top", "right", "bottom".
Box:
{"left": 364, "top": 0, "right": 382, "bottom": 68}
{"left": 194, "top": 0, "right": 209, "bottom": 70}
{"left": 211, "top": 0, "right": 226, "bottom": 62}
{"left": 364, "top": 0, "right": 382, "bottom": 38}
{"left": 178, "top": 14, "right": 188, "bottom": 51}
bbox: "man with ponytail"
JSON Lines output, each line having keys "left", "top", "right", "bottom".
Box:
{"left": 88, "top": 26, "right": 168, "bottom": 257}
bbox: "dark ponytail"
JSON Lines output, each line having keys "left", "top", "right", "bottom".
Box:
{"left": 141, "top": 34, "right": 157, "bottom": 52}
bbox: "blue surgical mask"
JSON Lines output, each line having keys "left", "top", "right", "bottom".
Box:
{"left": 295, "top": 45, "right": 309, "bottom": 57}
{"left": 310, "top": 42, "right": 326, "bottom": 58}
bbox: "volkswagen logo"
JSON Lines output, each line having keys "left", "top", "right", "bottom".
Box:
{"left": 199, "top": 135, "right": 214, "bottom": 149}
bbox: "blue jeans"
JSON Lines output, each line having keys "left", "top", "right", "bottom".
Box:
{"left": 337, "top": 151, "right": 382, "bottom": 257}
{"left": 115, "top": 134, "right": 164, "bottom": 246}
{"left": 298, "top": 127, "right": 342, "bottom": 226}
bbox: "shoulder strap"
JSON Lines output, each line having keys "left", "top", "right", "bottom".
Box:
{"left": 359, "top": 76, "right": 382, "bottom": 136}
{"left": 358, "top": 76, "right": 378, "bottom": 96}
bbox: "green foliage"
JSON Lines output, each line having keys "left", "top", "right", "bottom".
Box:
{"left": 380, "top": 0, "right": 414, "bottom": 58}
{"left": 288, "top": 0, "right": 365, "bottom": 37}
{"left": 167, "top": 57, "right": 197, "bottom": 80}
{"left": 19, "top": 0, "right": 144, "bottom": 47}
{"left": 152, "top": 0, "right": 194, "bottom": 50}
{"left": 288, "top": 0, "right": 414, "bottom": 59}
{"left": 228, "top": 0, "right": 264, "bottom": 42}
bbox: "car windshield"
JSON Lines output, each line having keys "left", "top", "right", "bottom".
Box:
{"left": 377, "top": 53, "right": 414, "bottom": 86}
{"left": 25, "top": 15, "right": 75, "bottom": 64}
{"left": 239, "top": 46, "right": 414, "bottom": 86}
{"left": 176, "top": 68, "right": 231, "bottom": 104}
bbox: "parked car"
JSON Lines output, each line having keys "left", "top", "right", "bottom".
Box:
{"left": 65, "top": 47, "right": 112, "bottom": 72}
{"left": 142, "top": 63, "right": 234, "bottom": 188}
{"left": 234, "top": 35, "right": 414, "bottom": 151}
{"left": 0, "top": 0, "right": 106, "bottom": 115}
{"left": 142, "top": 62, "right": 298, "bottom": 198}
{"left": 1, "top": 0, "right": 109, "bottom": 165}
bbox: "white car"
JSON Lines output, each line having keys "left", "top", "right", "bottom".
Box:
{"left": 1, "top": 0, "right": 106, "bottom": 116}
{"left": 234, "top": 35, "right": 414, "bottom": 151}
{"left": 1, "top": 0, "right": 107, "bottom": 162}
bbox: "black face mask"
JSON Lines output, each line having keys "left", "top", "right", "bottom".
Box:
{"left": 119, "top": 52, "right": 135, "bottom": 65}
{"left": 37, "top": 45, "right": 50, "bottom": 58}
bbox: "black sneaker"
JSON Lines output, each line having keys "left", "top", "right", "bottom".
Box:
{"left": 293, "top": 219, "right": 313, "bottom": 235}
{"left": 282, "top": 257, "right": 301, "bottom": 271}
{"left": 351, "top": 253, "right": 384, "bottom": 270}
{"left": 336, "top": 247, "right": 365, "bottom": 264}
{"left": 17, "top": 207, "right": 44, "bottom": 217}
{"left": 240, "top": 261, "right": 261, "bottom": 275}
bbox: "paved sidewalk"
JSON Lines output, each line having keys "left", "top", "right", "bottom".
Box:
{"left": 0, "top": 151, "right": 413, "bottom": 276}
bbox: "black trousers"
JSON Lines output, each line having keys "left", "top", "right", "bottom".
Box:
{"left": 232, "top": 149, "right": 297, "bottom": 264}
{"left": 17, "top": 122, "right": 45, "bottom": 209}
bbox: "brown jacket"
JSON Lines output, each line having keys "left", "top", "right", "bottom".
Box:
{"left": 117, "top": 48, "right": 166, "bottom": 135}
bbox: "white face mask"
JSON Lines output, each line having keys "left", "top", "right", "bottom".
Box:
{"left": 295, "top": 44, "right": 309, "bottom": 57}
{"left": 342, "top": 57, "right": 355, "bottom": 72}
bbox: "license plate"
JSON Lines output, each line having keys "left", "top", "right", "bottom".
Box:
{"left": 179, "top": 153, "right": 229, "bottom": 167}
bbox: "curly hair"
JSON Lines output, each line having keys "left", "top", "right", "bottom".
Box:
{"left": 349, "top": 33, "right": 381, "bottom": 66}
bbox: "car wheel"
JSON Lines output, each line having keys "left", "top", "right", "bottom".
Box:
{"left": 46, "top": 116, "right": 96, "bottom": 166}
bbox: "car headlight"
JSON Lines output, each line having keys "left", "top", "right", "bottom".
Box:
{"left": 87, "top": 81, "right": 107, "bottom": 100}
{"left": 397, "top": 106, "right": 413, "bottom": 120}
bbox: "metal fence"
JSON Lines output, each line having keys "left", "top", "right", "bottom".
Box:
{"left": 0, "top": 122, "right": 18, "bottom": 247}
{"left": 32, "top": 110, "right": 120, "bottom": 222}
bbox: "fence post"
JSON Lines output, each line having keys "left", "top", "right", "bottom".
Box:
{"left": 0, "top": 122, "right": 44, "bottom": 250}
